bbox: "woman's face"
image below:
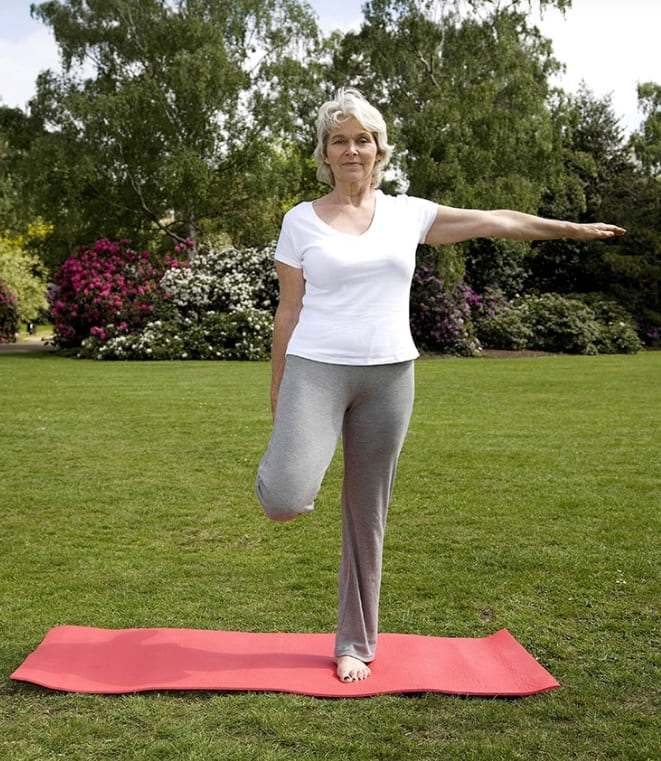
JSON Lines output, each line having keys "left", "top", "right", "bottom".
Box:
{"left": 324, "top": 117, "right": 380, "bottom": 187}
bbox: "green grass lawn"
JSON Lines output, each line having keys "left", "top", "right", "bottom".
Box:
{"left": 0, "top": 352, "right": 658, "bottom": 761}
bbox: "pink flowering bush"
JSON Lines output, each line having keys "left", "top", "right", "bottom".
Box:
{"left": 48, "top": 239, "right": 181, "bottom": 348}
{"left": 0, "top": 280, "right": 19, "bottom": 343}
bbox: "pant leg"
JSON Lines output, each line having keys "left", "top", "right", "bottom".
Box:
{"left": 255, "top": 355, "right": 347, "bottom": 522}
{"left": 334, "top": 361, "right": 415, "bottom": 662}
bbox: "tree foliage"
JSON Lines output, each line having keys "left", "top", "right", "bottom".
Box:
{"left": 0, "top": 106, "right": 44, "bottom": 235}
{"left": 528, "top": 86, "right": 661, "bottom": 340}
{"left": 0, "top": 237, "right": 49, "bottom": 323}
{"left": 528, "top": 86, "right": 630, "bottom": 294}
{"left": 27, "top": 0, "right": 325, "bottom": 264}
{"left": 331, "top": 1, "right": 569, "bottom": 193}
{"left": 631, "top": 82, "right": 661, "bottom": 178}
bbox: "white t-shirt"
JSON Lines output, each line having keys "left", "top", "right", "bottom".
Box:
{"left": 274, "top": 190, "right": 439, "bottom": 365}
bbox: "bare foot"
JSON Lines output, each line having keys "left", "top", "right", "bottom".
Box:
{"left": 335, "top": 655, "right": 371, "bottom": 682}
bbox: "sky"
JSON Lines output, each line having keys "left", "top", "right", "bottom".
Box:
{"left": 0, "top": 0, "right": 659, "bottom": 134}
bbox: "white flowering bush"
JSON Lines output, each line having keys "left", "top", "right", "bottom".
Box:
{"left": 160, "top": 244, "right": 278, "bottom": 315}
{"left": 80, "top": 243, "right": 277, "bottom": 360}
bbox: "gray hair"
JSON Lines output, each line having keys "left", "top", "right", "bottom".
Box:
{"left": 313, "top": 88, "right": 393, "bottom": 188}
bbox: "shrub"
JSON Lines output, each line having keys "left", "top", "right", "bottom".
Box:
{"left": 410, "top": 266, "right": 481, "bottom": 356}
{"left": 584, "top": 296, "right": 643, "bottom": 355}
{"left": 159, "top": 243, "right": 278, "bottom": 316}
{"left": 522, "top": 293, "right": 600, "bottom": 354}
{"left": 472, "top": 291, "right": 642, "bottom": 355}
{"left": 49, "top": 239, "right": 174, "bottom": 348}
{"left": 78, "top": 243, "right": 277, "bottom": 361}
{"left": 80, "top": 310, "right": 273, "bottom": 361}
{"left": 647, "top": 326, "right": 661, "bottom": 348}
{"left": 0, "top": 238, "right": 49, "bottom": 323}
{"left": 472, "top": 287, "right": 532, "bottom": 351}
{"left": 475, "top": 307, "right": 533, "bottom": 351}
{"left": 0, "top": 280, "right": 19, "bottom": 343}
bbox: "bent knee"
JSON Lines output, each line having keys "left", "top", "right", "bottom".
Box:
{"left": 255, "top": 476, "right": 314, "bottom": 522}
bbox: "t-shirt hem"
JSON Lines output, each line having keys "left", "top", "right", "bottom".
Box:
{"left": 286, "top": 350, "right": 420, "bottom": 366}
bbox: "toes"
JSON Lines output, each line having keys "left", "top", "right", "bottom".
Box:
{"left": 352, "top": 665, "right": 370, "bottom": 681}
{"left": 336, "top": 656, "right": 371, "bottom": 682}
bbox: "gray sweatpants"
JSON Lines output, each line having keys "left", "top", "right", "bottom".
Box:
{"left": 255, "top": 355, "right": 415, "bottom": 662}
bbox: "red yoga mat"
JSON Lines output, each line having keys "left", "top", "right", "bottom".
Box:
{"left": 11, "top": 626, "right": 560, "bottom": 698}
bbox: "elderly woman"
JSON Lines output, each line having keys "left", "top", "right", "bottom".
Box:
{"left": 256, "top": 88, "right": 624, "bottom": 683}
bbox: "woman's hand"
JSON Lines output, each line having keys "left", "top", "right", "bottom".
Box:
{"left": 568, "top": 222, "right": 627, "bottom": 241}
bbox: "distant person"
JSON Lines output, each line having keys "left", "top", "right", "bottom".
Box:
{"left": 256, "top": 88, "right": 625, "bottom": 682}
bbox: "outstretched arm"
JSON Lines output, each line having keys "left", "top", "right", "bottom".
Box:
{"left": 424, "top": 206, "right": 626, "bottom": 246}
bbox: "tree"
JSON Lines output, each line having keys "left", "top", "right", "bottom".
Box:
{"left": 528, "top": 86, "right": 631, "bottom": 294}
{"left": 528, "top": 84, "right": 661, "bottom": 343}
{"left": 0, "top": 106, "right": 43, "bottom": 236}
{"left": 0, "top": 236, "right": 49, "bottom": 324}
{"left": 332, "top": 0, "right": 571, "bottom": 294}
{"left": 27, "top": 0, "right": 324, "bottom": 265}
{"left": 599, "top": 83, "right": 661, "bottom": 342}
{"left": 630, "top": 82, "right": 661, "bottom": 178}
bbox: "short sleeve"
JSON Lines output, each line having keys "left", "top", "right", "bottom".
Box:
{"left": 274, "top": 208, "right": 303, "bottom": 269}
{"left": 409, "top": 196, "right": 439, "bottom": 243}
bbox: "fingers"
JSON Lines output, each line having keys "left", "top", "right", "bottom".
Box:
{"left": 598, "top": 223, "right": 626, "bottom": 237}
{"left": 577, "top": 223, "right": 626, "bottom": 240}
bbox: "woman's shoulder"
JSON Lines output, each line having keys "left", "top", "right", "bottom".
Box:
{"left": 279, "top": 200, "right": 316, "bottom": 232}
{"left": 378, "top": 191, "right": 437, "bottom": 213}
{"left": 284, "top": 199, "right": 314, "bottom": 218}
{"left": 378, "top": 190, "right": 428, "bottom": 203}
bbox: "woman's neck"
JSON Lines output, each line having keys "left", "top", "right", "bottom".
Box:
{"left": 327, "top": 181, "right": 376, "bottom": 208}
